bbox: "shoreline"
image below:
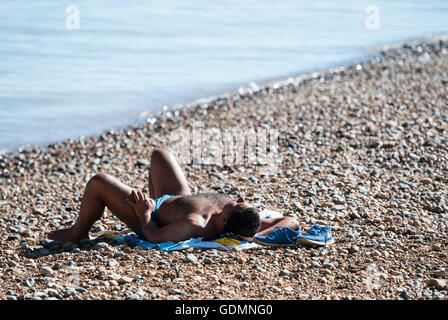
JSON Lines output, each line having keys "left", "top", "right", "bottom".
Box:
{"left": 2, "top": 33, "right": 447, "bottom": 158}
{"left": 0, "top": 35, "right": 447, "bottom": 300}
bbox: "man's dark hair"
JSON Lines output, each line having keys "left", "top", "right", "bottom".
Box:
{"left": 223, "top": 207, "right": 261, "bottom": 237}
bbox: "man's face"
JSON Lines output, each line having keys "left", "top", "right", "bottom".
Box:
{"left": 222, "top": 197, "right": 252, "bottom": 215}
{"left": 222, "top": 197, "right": 256, "bottom": 240}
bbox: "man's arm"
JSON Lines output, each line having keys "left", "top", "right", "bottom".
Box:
{"left": 255, "top": 216, "right": 300, "bottom": 237}
{"left": 141, "top": 215, "right": 203, "bottom": 243}
{"left": 127, "top": 190, "right": 204, "bottom": 243}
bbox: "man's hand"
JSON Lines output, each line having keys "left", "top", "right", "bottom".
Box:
{"left": 225, "top": 232, "right": 254, "bottom": 242}
{"left": 126, "top": 190, "right": 155, "bottom": 221}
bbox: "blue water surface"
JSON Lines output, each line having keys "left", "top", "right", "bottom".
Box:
{"left": 0, "top": 0, "right": 447, "bottom": 151}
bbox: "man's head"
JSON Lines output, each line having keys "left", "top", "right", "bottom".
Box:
{"left": 221, "top": 197, "right": 261, "bottom": 237}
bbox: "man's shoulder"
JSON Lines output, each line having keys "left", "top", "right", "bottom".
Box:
{"left": 186, "top": 211, "right": 213, "bottom": 224}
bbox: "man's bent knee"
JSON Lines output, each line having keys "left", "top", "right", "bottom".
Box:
{"left": 151, "top": 148, "right": 172, "bottom": 164}
{"left": 87, "top": 172, "right": 111, "bottom": 187}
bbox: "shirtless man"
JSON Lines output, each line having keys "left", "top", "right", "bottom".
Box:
{"left": 48, "top": 148, "right": 299, "bottom": 243}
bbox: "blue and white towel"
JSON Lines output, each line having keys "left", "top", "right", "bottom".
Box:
{"left": 105, "top": 209, "right": 283, "bottom": 251}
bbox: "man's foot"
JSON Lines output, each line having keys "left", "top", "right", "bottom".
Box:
{"left": 296, "top": 224, "right": 334, "bottom": 246}
{"left": 47, "top": 228, "right": 89, "bottom": 243}
{"left": 254, "top": 227, "right": 301, "bottom": 247}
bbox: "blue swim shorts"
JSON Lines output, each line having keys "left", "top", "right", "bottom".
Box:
{"left": 137, "top": 194, "right": 175, "bottom": 239}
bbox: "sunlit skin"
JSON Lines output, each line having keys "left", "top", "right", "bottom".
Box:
{"left": 48, "top": 148, "right": 299, "bottom": 243}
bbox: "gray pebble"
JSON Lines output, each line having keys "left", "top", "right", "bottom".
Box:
{"left": 134, "top": 288, "right": 145, "bottom": 296}
{"left": 108, "top": 260, "right": 119, "bottom": 267}
{"left": 114, "top": 251, "right": 126, "bottom": 258}
{"left": 136, "top": 159, "right": 149, "bottom": 167}
{"left": 33, "top": 291, "right": 48, "bottom": 298}
{"left": 93, "top": 226, "right": 106, "bottom": 233}
{"left": 304, "top": 188, "right": 317, "bottom": 197}
{"left": 62, "top": 241, "right": 77, "bottom": 249}
{"left": 349, "top": 245, "right": 360, "bottom": 253}
{"left": 322, "top": 259, "right": 332, "bottom": 268}
{"left": 24, "top": 278, "right": 35, "bottom": 288}
{"left": 41, "top": 239, "right": 57, "bottom": 249}
{"left": 203, "top": 258, "right": 213, "bottom": 264}
{"left": 279, "top": 270, "right": 290, "bottom": 277}
{"left": 62, "top": 288, "right": 77, "bottom": 297}
{"left": 426, "top": 278, "right": 446, "bottom": 290}
{"left": 184, "top": 253, "right": 198, "bottom": 263}
{"left": 212, "top": 184, "right": 224, "bottom": 190}
{"left": 39, "top": 266, "right": 54, "bottom": 277}
{"left": 168, "top": 288, "right": 183, "bottom": 295}
{"left": 75, "top": 287, "right": 87, "bottom": 293}
{"left": 95, "top": 242, "right": 109, "bottom": 250}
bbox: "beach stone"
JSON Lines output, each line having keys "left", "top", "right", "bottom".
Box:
{"left": 118, "top": 276, "right": 133, "bottom": 284}
{"left": 426, "top": 278, "right": 446, "bottom": 290}
{"left": 184, "top": 253, "right": 198, "bottom": 263}
{"left": 136, "top": 159, "right": 149, "bottom": 167}
{"left": 80, "top": 239, "right": 93, "bottom": 247}
{"left": 134, "top": 288, "right": 145, "bottom": 296}
{"left": 109, "top": 280, "right": 119, "bottom": 287}
{"left": 33, "top": 292, "right": 48, "bottom": 299}
{"left": 108, "top": 273, "right": 122, "bottom": 281}
{"left": 431, "top": 206, "right": 444, "bottom": 214}
{"left": 93, "top": 226, "right": 106, "bottom": 233}
{"left": 114, "top": 251, "right": 126, "bottom": 258}
{"left": 349, "top": 245, "right": 360, "bottom": 254}
{"left": 209, "top": 172, "right": 224, "bottom": 180}
{"left": 322, "top": 259, "right": 332, "bottom": 269}
{"left": 95, "top": 242, "right": 109, "bottom": 250}
{"left": 212, "top": 184, "right": 224, "bottom": 190}
{"left": 62, "top": 241, "right": 77, "bottom": 249}
{"left": 169, "top": 288, "right": 184, "bottom": 295}
{"left": 75, "top": 287, "right": 87, "bottom": 294}
{"left": 332, "top": 195, "right": 345, "bottom": 204}
{"left": 430, "top": 270, "right": 446, "bottom": 278}
{"left": 279, "top": 270, "right": 290, "bottom": 277}
{"left": 46, "top": 289, "right": 61, "bottom": 298}
{"left": 304, "top": 188, "right": 317, "bottom": 197}
{"left": 108, "top": 260, "right": 119, "bottom": 267}
{"left": 39, "top": 266, "right": 54, "bottom": 277}
{"left": 24, "top": 278, "right": 35, "bottom": 288}
{"left": 62, "top": 288, "right": 77, "bottom": 297}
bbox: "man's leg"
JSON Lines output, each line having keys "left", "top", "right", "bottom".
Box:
{"left": 48, "top": 173, "right": 141, "bottom": 242}
{"left": 149, "top": 148, "right": 191, "bottom": 198}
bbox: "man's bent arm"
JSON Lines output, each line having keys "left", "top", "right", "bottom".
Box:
{"left": 255, "top": 216, "right": 300, "bottom": 237}
{"left": 141, "top": 216, "right": 203, "bottom": 243}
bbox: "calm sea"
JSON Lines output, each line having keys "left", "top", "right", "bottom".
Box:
{"left": 1, "top": 0, "right": 447, "bottom": 151}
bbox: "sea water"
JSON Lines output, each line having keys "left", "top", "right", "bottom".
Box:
{"left": 0, "top": 0, "right": 447, "bottom": 151}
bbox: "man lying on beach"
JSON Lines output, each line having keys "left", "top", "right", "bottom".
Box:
{"left": 48, "top": 148, "right": 309, "bottom": 245}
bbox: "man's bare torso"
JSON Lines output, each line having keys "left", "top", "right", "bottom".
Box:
{"left": 155, "top": 193, "right": 232, "bottom": 227}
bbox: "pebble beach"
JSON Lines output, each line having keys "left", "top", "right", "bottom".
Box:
{"left": 1, "top": 35, "right": 448, "bottom": 300}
